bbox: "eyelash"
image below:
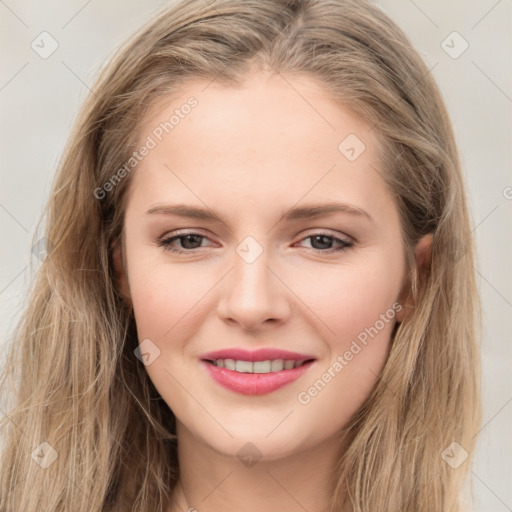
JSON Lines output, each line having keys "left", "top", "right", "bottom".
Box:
{"left": 156, "top": 231, "right": 354, "bottom": 255}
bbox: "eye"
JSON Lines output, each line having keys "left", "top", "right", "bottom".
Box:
{"left": 157, "top": 231, "right": 212, "bottom": 254}
{"left": 157, "top": 230, "right": 353, "bottom": 255}
{"left": 295, "top": 232, "right": 354, "bottom": 253}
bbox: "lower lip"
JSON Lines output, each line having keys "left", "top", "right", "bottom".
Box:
{"left": 201, "top": 360, "right": 315, "bottom": 395}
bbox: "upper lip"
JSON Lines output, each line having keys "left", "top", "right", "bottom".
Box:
{"left": 200, "top": 348, "right": 316, "bottom": 362}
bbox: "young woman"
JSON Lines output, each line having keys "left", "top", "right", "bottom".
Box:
{"left": 0, "top": 1, "right": 481, "bottom": 511}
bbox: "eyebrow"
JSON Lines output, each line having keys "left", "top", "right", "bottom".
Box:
{"left": 146, "top": 201, "right": 373, "bottom": 225}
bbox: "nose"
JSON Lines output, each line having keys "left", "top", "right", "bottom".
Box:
{"left": 216, "top": 248, "right": 292, "bottom": 332}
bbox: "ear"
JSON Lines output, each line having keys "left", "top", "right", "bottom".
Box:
{"left": 112, "top": 239, "right": 132, "bottom": 305}
{"left": 395, "top": 233, "right": 433, "bottom": 323}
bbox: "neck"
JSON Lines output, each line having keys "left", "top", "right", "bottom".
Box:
{"left": 169, "top": 423, "right": 350, "bottom": 512}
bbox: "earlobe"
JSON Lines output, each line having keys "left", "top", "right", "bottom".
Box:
{"left": 112, "top": 241, "right": 132, "bottom": 304}
{"left": 395, "top": 233, "right": 433, "bottom": 323}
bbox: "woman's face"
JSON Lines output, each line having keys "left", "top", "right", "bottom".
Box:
{"left": 117, "top": 71, "right": 409, "bottom": 459}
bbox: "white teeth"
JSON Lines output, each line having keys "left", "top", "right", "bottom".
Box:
{"left": 253, "top": 360, "right": 272, "bottom": 373}
{"left": 235, "top": 360, "right": 253, "bottom": 373}
{"left": 270, "top": 359, "right": 284, "bottom": 372}
{"left": 224, "top": 359, "right": 236, "bottom": 370}
{"left": 210, "top": 358, "right": 310, "bottom": 373}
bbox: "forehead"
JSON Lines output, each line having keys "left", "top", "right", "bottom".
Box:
{"left": 128, "top": 71, "right": 393, "bottom": 222}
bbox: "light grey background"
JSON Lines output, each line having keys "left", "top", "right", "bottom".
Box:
{"left": 1, "top": 1, "right": 511, "bottom": 510}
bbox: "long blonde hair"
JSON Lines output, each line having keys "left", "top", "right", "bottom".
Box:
{"left": 0, "top": 1, "right": 481, "bottom": 510}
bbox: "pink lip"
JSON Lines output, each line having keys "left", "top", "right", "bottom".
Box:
{"left": 200, "top": 348, "right": 316, "bottom": 395}
{"left": 200, "top": 348, "right": 315, "bottom": 362}
{"left": 201, "top": 360, "right": 315, "bottom": 395}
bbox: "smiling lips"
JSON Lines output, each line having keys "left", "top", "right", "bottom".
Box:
{"left": 200, "top": 348, "right": 316, "bottom": 395}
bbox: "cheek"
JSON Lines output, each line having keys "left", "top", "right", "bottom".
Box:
{"left": 296, "top": 251, "right": 403, "bottom": 347}
{"left": 292, "top": 251, "right": 403, "bottom": 402}
{"left": 129, "top": 263, "right": 211, "bottom": 342}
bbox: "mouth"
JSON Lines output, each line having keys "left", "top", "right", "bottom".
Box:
{"left": 199, "top": 349, "right": 316, "bottom": 395}
{"left": 203, "top": 358, "right": 314, "bottom": 373}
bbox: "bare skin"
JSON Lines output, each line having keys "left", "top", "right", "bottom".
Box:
{"left": 114, "top": 70, "right": 431, "bottom": 512}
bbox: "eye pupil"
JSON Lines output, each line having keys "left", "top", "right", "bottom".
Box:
{"left": 181, "top": 234, "right": 202, "bottom": 249}
{"left": 311, "top": 235, "right": 332, "bottom": 250}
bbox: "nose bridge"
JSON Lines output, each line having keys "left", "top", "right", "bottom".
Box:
{"left": 232, "top": 235, "right": 276, "bottom": 304}
{"left": 217, "top": 234, "right": 289, "bottom": 328}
